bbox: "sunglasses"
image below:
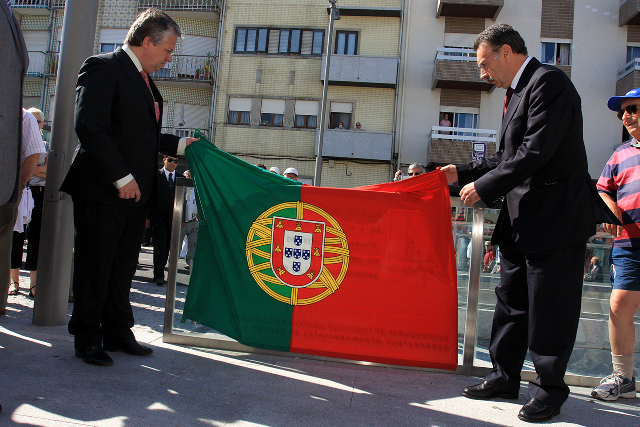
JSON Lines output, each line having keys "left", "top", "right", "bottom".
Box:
{"left": 408, "top": 171, "right": 422, "bottom": 176}
{"left": 618, "top": 104, "right": 639, "bottom": 120}
{"left": 165, "top": 158, "right": 179, "bottom": 163}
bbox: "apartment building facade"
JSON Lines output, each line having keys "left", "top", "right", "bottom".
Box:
{"left": 13, "top": 0, "right": 637, "bottom": 185}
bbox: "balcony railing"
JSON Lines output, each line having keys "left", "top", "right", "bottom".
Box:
{"left": 150, "top": 54, "right": 215, "bottom": 84}
{"left": 618, "top": 57, "right": 640, "bottom": 80}
{"left": 431, "top": 126, "right": 496, "bottom": 143}
{"left": 138, "top": 0, "right": 221, "bottom": 13}
{"left": 315, "top": 129, "right": 394, "bottom": 161}
{"left": 321, "top": 54, "right": 398, "bottom": 87}
{"left": 616, "top": 58, "right": 640, "bottom": 96}
{"left": 26, "top": 51, "right": 57, "bottom": 77}
{"left": 12, "top": 0, "right": 49, "bottom": 8}
{"left": 432, "top": 47, "right": 494, "bottom": 91}
{"left": 161, "top": 127, "right": 210, "bottom": 139}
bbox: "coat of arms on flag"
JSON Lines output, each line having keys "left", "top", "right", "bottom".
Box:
{"left": 245, "top": 201, "right": 349, "bottom": 306}
{"left": 271, "top": 217, "right": 325, "bottom": 288}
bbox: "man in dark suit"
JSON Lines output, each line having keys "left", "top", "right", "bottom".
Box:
{"left": 61, "top": 8, "right": 197, "bottom": 366}
{"left": 584, "top": 256, "right": 603, "bottom": 282}
{"left": 148, "top": 155, "right": 182, "bottom": 285}
{"left": 443, "top": 24, "right": 595, "bottom": 422}
{"left": 0, "top": 0, "right": 29, "bottom": 316}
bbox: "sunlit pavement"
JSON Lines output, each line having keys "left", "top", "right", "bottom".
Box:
{"left": 1, "top": 250, "right": 640, "bottom": 426}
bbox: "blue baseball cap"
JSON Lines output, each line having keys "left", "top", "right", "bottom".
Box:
{"left": 608, "top": 88, "right": 640, "bottom": 112}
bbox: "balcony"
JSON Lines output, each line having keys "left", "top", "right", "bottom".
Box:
{"left": 11, "top": 0, "right": 51, "bottom": 14}
{"left": 436, "top": 0, "right": 503, "bottom": 20}
{"left": 620, "top": 0, "right": 640, "bottom": 26}
{"left": 321, "top": 54, "right": 398, "bottom": 88}
{"left": 315, "top": 129, "right": 394, "bottom": 161}
{"left": 25, "top": 51, "right": 57, "bottom": 79}
{"left": 150, "top": 54, "right": 215, "bottom": 86}
{"left": 429, "top": 126, "right": 497, "bottom": 164}
{"left": 138, "top": 0, "right": 220, "bottom": 20}
{"left": 616, "top": 58, "right": 640, "bottom": 96}
{"left": 432, "top": 47, "right": 494, "bottom": 91}
{"left": 162, "top": 127, "right": 210, "bottom": 139}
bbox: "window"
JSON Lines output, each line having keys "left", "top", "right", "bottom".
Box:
{"left": 261, "top": 99, "right": 285, "bottom": 126}
{"left": 99, "top": 29, "right": 127, "bottom": 53}
{"left": 540, "top": 42, "right": 571, "bottom": 66}
{"left": 228, "top": 97, "right": 251, "bottom": 125}
{"left": 294, "top": 100, "right": 319, "bottom": 129}
{"left": 627, "top": 46, "right": 640, "bottom": 63}
{"left": 452, "top": 113, "right": 479, "bottom": 137}
{"left": 329, "top": 102, "right": 353, "bottom": 129}
{"left": 100, "top": 43, "right": 123, "bottom": 53}
{"left": 235, "top": 27, "right": 324, "bottom": 55}
{"left": 335, "top": 31, "right": 357, "bottom": 55}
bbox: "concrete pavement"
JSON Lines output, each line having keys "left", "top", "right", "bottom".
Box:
{"left": 1, "top": 248, "right": 640, "bottom": 426}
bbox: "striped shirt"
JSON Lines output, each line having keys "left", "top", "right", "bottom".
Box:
{"left": 21, "top": 108, "right": 47, "bottom": 170}
{"left": 597, "top": 139, "right": 640, "bottom": 247}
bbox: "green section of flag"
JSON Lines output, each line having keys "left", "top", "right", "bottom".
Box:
{"left": 182, "top": 139, "right": 302, "bottom": 351}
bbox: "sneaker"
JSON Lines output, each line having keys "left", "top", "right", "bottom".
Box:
{"left": 591, "top": 372, "right": 636, "bottom": 401}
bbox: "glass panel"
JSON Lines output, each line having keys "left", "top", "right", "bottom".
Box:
{"left": 257, "top": 28, "right": 268, "bottom": 52}
{"left": 235, "top": 28, "right": 246, "bottom": 52}
{"left": 261, "top": 113, "right": 272, "bottom": 125}
{"left": 336, "top": 32, "right": 346, "bottom": 55}
{"left": 240, "top": 111, "right": 250, "bottom": 124}
{"left": 290, "top": 30, "right": 301, "bottom": 53}
{"left": 558, "top": 43, "right": 570, "bottom": 66}
{"left": 274, "top": 114, "right": 284, "bottom": 126}
{"left": 540, "top": 42, "right": 555, "bottom": 64}
{"left": 347, "top": 33, "right": 356, "bottom": 55}
{"left": 246, "top": 29, "right": 257, "bottom": 52}
{"left": 268, "top": 29, "right": 280, "bottom": 54}
{"left": 301, "top": 31, "right": 313, "bottom": 55}
{"left": 100, "top": 43, "right": 115, "bottom": 53}
{"left": 295, "top": 115, "right": 305, "bottom": 127}
{"left": 312, "top": 30, "right": 324, "bottom": 55}
{"left": 307, "top": 115, "right": 317, "bottom": 128}
{"left": 627, "top": 46, "right": 640, "bottom": 63}
{"left": 279, "top": 30, "right": 290, "bottom": 53}
{"left": 228, "top": 110, "right": 238, "bottom": 123}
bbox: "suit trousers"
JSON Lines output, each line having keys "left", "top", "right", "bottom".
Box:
{"left": 11, "top": 186, "right": 44, "bottom": 270}
{"left": 152, "top": 217, "right": 172, "bottom": 280}
{"left": 0, "top": 200, "right": 18, "bottom": 311}
{"left": 68, "top": 198, "right": 147, "bottom": 348}
{"left": 485, "top": 235, "right": 585, "bottom": 408}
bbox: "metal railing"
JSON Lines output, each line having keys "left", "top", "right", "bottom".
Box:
{"left": 150, "top": 54, "right": 215, "bottom": 84}
{"left": 161, "top": 189, "right": 637, "bottom": 388}
{"left": 162, "top": 127, "right": 210, "bottom": 139}
{"left": 431, "top": 126, "right": 497, "bottom": 143}
{"left": 434, "top": 47, "right": 477, "bottom": 62}
{"left": 138, "top": 0, "right": 221, "bottom": 12}
{"left": 618, "top": 57, "right": 640, "bottom": 80}
{"left": 12, "top": 0, "right": 50, "bottom": 8}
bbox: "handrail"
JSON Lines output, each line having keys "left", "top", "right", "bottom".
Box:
{"left": 435, "top": 47, "right": 477, "bottom": 62}
{"left": 431, "top": 126, "right": 497, "bottom": 143}
{"left": 618, "top": 57, "right": 640, "bottom": 80}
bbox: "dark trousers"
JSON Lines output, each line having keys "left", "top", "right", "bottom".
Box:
{"left": 10, "top": 186, "right": 44, "bottom": 270}
{"left": 0, "top": 200, "right": 18, "bottom": 312}
{"left": 68, "top": 198, "right": 147, "bottom": 348}
{"left": 485, "top": 236, "right": 585, "bottom": 408}
{"left": 152, "top": 217, "right": 172, "bottom": 280}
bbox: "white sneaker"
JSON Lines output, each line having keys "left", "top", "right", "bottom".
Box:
{"left": 591, "top": 372, "right": 636, "bottom": 401}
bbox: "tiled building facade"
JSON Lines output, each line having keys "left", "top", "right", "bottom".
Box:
{"left": 14, "top": 0, "right": 640, "bottom": 186}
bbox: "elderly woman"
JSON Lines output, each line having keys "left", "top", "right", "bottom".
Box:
{"left": 9, "top": 108, "right": 48, "bottom": 298}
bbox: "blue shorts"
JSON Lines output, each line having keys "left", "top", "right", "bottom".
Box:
{"left": 610, "top": 247, "right": 640, "bottom": 291}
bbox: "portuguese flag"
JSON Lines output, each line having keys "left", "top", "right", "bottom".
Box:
{"left": 183, "top": 138, "right": 458, "bottom": 370}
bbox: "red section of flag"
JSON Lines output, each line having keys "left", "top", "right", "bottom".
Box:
{"left": 290, "top": 171, "right": 458, "bottom": 369}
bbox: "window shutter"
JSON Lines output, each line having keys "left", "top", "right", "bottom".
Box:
{"left": 99, "top": 29, "right": 128, "bottom": 45}
{"left": 261, "top": 99, "right": 286, "bottom": 114}
{"left": 330, "top": 102, "right": 352, "bottom": 113}
{"left": 268, "top": 30, "right": 280, "bottom": 54}
{"left": 301, "top": 31, "right": 313, "bottom": 55}
{"left": 295, "top": 100, "right": 319, "bottom": 116}
{"left": 229, "top": 97, "right": 252, "bottom": 112}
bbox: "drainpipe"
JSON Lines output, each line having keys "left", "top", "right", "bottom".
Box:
{"left": 209, "top": 0, "right": 226, "bottom": 144}
{"left": 394, "top": 0, "right": 411, "bottom": 180}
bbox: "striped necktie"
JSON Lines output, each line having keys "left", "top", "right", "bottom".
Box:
{"left": 140, "top": 70, "right": 160, "bottom": 122}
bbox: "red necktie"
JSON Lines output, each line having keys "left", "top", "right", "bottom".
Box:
{"left": 503, "top": 87, "right": 514, "bottom": 117}
{"left": 140, "top": 70, "right": 160, "bottom": 122}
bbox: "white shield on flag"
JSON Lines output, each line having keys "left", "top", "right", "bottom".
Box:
{"left": 270, "top": 217, "right": 325, "bottom": 288}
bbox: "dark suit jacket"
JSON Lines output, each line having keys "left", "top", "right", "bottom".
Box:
{"left": 457, "top": 58, "right": 595, "bottom": 254}
{"left": 1, "top": 2, "right": 29, "bottom": 205}
{"left": 584, "top": 265, "right": 603, "bottom": 282}
{"left": 149, "top": 168, "right": 182, "bottom": 229}
{"left": 60, "top": 47, "right": 180, "bottom": 207}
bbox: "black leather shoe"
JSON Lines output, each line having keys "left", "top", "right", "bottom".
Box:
{"left": 153, "top": 277, "right": 166, "bottom": 286}
{"left": 518, "top": 398, "right": 560, "bottom": 423}
{"left": 103, "top": 339, "right": 153, "bottom": 356}
{"left": 75, "top": 345, "right": 114, "bottom": 366}
{"left": 462, "top": 381, "right": 519, "bottom": 400}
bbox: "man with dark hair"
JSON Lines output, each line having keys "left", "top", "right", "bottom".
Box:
{"left": 443, "top": 23, "right": 596, "bottom": 422}
{"left": 61, "top": 8, "right": 197, "bottom": 366}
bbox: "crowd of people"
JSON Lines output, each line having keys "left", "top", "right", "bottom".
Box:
{"left": 2, "top": 4, "right": 640, "bottom": 423}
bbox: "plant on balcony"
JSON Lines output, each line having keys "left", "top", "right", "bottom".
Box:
{"left": 203, "top": 52, "right": 213, "bottom": 79}
{"left": 46, "top": 53, "right": 58, "bottom": 75}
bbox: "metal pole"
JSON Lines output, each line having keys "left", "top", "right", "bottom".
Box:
{"left": 33, "top": 0, "right": 100, "bottom": 326}
{"left": 314, "top": 0, "right": 340, "bottom": 187}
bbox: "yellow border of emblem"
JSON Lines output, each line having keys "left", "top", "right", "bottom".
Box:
{"left": 245, "top": 201, "right": 349, "bottom": 305}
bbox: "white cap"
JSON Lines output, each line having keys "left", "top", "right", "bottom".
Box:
{"left": 283, "top": 167, "right": 298, "bottom": 176}
{"left": 269, "top": 166, "right": 280, "bottom": 174}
